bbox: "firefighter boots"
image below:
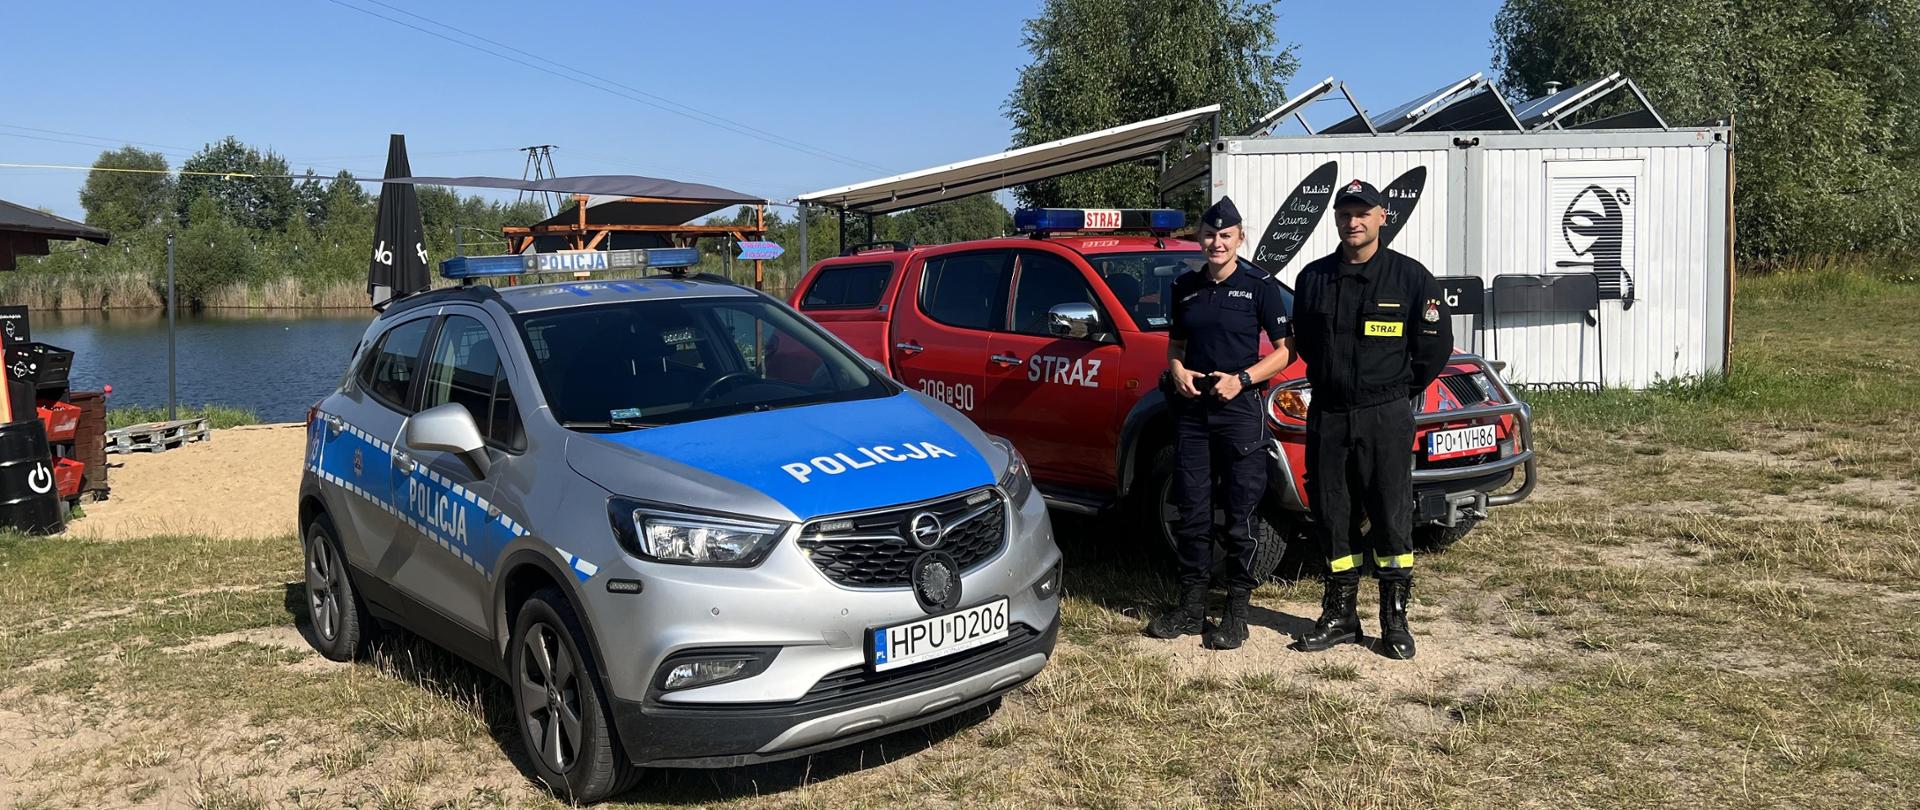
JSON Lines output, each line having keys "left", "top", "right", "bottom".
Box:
{"left": 1205, "top": 588, "right": 1252, "bottom": 650}
{"left": 1296, "top": 577, "right": 1362, "bottom": 651}
{"left": 1146, "top": 584, "right": 1209, "bottom": 639}
{"left": 1379, "top": 577, "right": 1417, "bottom": 660}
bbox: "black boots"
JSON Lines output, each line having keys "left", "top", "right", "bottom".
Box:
{"left": 1145, "top": 584, "right": 1209, "bottom": 639}
{"left": 1204, "top": 589, "right": 1252, "bottom": 650}
{"left": 1379, "top": 578, "right": 1416, "bottom": 659}
{"left": 1296, "top": 577, "right": 1362, "bottom": 651}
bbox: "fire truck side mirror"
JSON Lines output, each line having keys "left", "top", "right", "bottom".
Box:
{"left": 1047, "top": 303, "right": 1100, "bottom": 340}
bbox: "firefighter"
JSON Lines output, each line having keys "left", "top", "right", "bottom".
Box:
{"left": 1290, "top": 180, "right": 1452, "bottom": 659}
{"left": 1145, "top": 196, "right": 1295, "bottom": 650}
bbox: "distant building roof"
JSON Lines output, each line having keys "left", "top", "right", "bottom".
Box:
{"left": 1, "top": 198, "right": 110, "bottom": 271}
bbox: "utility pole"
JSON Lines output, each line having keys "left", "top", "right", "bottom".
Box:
{"left": 518, "top": 145, "right": 561, "bottom": 218}
{"left": 165, "top": 232, "right": 176, "bottom": 422}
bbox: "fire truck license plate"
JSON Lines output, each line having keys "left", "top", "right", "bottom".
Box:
{"left": 870, "top": 598, "right": 1008, "bottom": 672}
{"left": 1427, "top": 425, "right": 1498, "bottom": 461}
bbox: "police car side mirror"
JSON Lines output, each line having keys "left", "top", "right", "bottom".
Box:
{"left": 404, "top": 403, "right": 491, "bottom": 479}
{"left": 1047, "top": 303, "right": 1101, "bottom": 340}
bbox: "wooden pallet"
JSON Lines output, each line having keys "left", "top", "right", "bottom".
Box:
{"left": 105, "top": 417, "right": 210, "bottom": 454}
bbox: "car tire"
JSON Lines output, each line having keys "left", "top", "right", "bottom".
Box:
{"left": 510, "top": 587, "right": 637, "bottom": 803}
{"left": 302, "top": 512, "right": 370, "bottom": 662}
{"left": 1414, "top": 516, "right": 1480, "bottom": 553}
{"left": 1141, "top": 444, "right": 1288, "bottom": 584}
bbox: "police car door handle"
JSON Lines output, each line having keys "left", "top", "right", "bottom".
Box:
{"left": 989, "top": 352, "right": 1021, "bottom": 367}
{"left": 392, "top": 450, "right": 416, "bottom": 474}
{"left": 324, "top": 414, "right": 344, "bottom": 436}
{"left": 894, "top": 340, "right": 923, "bottom": 355}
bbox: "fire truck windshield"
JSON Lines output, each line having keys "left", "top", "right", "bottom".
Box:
{"left": 1084, "top": 252, "right": 1294, "bottom": 332}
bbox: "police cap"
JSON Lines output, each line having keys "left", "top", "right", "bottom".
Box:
{"left": 1200, "top": 196, "right": 1242, "bottom": 230}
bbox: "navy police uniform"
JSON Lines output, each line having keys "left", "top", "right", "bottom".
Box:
{"left": 1291, "top": 180, "right": 1451, "bottom": 659}
{"left": 1165, "top": 198, "right": 1291, "bottom": 592}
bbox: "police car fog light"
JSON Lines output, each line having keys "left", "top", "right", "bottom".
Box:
{"left": 605, "top": 578, "right": 643, "bottom": 594}
{"left": 1031, "top": 560, "right": 1063, "bottom": 600}
{"left": 815, "top": 519, "right": 855, "bottom": 534}
{"left": 655, "top": 648, "right": 775, "bottom": 692}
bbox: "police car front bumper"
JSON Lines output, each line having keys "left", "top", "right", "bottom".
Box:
{"left": 610, "top": 614, "right": 1057, "bottom": 768}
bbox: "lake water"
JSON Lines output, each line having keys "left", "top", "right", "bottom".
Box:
{"left": 27, "top": 309, "right": 375, "bottom": 423}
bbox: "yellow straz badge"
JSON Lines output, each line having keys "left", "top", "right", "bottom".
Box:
{"left": 1364, "top": 321, "right": 1404, "bottom": 337}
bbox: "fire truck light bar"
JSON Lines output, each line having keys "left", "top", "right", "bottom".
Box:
{"left": 1013, "top": 208, "right": 1185, "bottom": 233}
{"left": 439, "top": 247, "right": 701, "bottom": 279}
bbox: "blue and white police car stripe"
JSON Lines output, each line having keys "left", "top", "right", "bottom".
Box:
{"left": 306, "top": 414, "right": 594, "bottom": 582}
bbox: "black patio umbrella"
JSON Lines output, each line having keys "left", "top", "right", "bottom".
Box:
{"left": 367, "top": 134, "right": 429, "bottom": 306}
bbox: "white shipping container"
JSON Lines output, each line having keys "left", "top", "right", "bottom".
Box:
{"left": 1212, "top": 128, "right": 1732, "bottom": 389}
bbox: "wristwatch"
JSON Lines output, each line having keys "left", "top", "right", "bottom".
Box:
{"left": 1236, "top": 370, "right": 1254, "bottom": 388}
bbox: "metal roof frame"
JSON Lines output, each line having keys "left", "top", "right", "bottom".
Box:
{"left": 1512, "top": 73, "right": 1668, "bottom": 131}
{"left": 1156, "top": 78, "right": 1338, "bottom": 195}
{"left": 794, "top": 105, "right": 1221, "bottom": 215}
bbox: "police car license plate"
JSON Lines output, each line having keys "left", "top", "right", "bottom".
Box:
{"left": 1427, "top": 425, "right": 1498, "bottom": 461}
{"left": 871, "top": 598, "right": 1009, "bottom": 672}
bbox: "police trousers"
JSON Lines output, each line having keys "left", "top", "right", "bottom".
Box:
{"left": 1306, "top": 398, "right": 1415, "bottom": 583}
{"left": 1171, "top": 388, "right": 1268, "bottom": 590}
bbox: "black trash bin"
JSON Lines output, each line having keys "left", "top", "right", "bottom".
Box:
{"left": 0, "top": 417, "right": 64, "bottom": 534}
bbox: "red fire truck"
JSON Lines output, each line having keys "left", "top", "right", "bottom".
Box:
{"left": 787, "top": 208, "right": 1534, "bottom": 578}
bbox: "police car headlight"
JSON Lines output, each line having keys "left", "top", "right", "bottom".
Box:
{"left": 989, "top": 436, "right": 1033, "bottom": 505}
{"left": 609, "top": 501, "right": 785, "bottom": 567}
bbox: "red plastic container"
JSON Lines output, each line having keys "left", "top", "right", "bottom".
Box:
{"left": 52, "top": 456, "right": 84, "bottom": 499}
{"left": 37, "top": 401, "right": 80, "bottom": 443}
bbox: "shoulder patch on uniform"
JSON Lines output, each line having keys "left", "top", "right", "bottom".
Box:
{"left": 1424, "top": 298, "right": 1441, "bottom": 323}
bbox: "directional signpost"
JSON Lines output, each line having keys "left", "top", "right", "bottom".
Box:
{"left": 736, "top": 241, "right": 785, "bottom": 261}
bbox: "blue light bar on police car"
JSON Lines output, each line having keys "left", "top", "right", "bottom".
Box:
{"left": 1013, "top": 208, "right": 1185, "bottom": 233}
{"left": 439, "top": 247, "right": 702, "bottom": 279}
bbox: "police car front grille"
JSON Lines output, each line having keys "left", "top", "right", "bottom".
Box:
{"left": 797, "top": 488, "right": 1007, "bottom": 588}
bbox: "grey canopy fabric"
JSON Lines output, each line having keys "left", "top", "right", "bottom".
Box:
{"left": 382, "top": 174, "right": 763, "bottom": 205}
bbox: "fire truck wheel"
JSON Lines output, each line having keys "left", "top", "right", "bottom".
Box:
{"left": 1414, "top": 517, "right": 1480, "bottom": 552}
{"left": 1141, "top": 445, "right": 1289, "bottom": 583}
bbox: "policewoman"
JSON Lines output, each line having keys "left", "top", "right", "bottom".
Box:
{"left": 1145, "top": 197, "right": 1294, "bottom": 650}
{"left": 1291, "top": 180, "right": 1451, "bottom": 660}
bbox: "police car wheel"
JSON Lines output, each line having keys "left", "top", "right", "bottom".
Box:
{"left": 1142, "top": 445, "right": 1288, "bottom": 583}
{"left": 511, "top": 588, "right": 636, "bottom": 802}
{"left": 302, "top": 513, "right": 369, "bottom": 662}
{"left": 1414, "top": 517, "right": 1480, "bottom": 553}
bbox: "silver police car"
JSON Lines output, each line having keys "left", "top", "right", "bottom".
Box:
{"left": 297, "top": 250, "right": 1062, "bottom": 802}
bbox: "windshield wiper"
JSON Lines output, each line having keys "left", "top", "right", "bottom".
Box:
{"left": 560, "top": 419, "right": 658, "bottom": 431}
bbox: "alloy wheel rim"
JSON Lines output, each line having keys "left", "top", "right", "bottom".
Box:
{"left": 306, "top": 533, "right": 340, "bottom": 641}
{"left": 519, "top": 622, "right": 584, "bottom": 775}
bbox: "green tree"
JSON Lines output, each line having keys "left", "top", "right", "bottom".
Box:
{"left": 880, "top": 195, "right": 1013, "bottom": 245}
{"left": 1005, "top": 0, "right": 1296, "bottom": 209}
{"left": 79, "top": 147, "right": 174, "bottom": 235}
{"left": 168, "top": 196, "right": 259, "bottom": 305}
{"left": 176, "top": 136, "right": 298, "bottom": 232}
{"left": 1493, "top": 0, "right": 1920, "bottom": 260}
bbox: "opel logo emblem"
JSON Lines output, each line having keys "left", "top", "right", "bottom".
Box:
{"left": 907, "top": 511, "right": 943, "bottom": 549}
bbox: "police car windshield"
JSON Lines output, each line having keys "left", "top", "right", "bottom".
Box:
{"left": 1085, "top": 253, "right": 1293, "bottom": 331}
{"left": 516, "top": 297, "right": 892, "bottom": 428}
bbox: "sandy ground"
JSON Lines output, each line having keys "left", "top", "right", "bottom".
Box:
{"left": 68, "top": 423, "right": 308, "bottom": 541}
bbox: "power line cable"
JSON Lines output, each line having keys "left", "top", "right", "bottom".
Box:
{"left": 320, "top": 0, "right": 890, "bottom": 174}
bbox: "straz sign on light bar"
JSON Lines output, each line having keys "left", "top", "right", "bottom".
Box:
{"left": 1082, "top": 209, "right": 1123, "bottom": 230}
{"left": 1427, "top": 424, "right": 1498, "bottom": 461}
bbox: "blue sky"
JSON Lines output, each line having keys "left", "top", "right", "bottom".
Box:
{"left": 1, "top": 0, "right": 1503, "bottom": 220}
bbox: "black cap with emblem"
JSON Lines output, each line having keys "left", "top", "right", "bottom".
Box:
{"left": 1334, "top": 179, "right": 1387, "bottom": 210}
{"left": 1200, "top": 196, "right": 1242, "bottom": 230}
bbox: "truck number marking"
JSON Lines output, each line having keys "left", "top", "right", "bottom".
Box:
{"left": 1027, "top": 356, "right": 1101, "bottom": 388}
{"left": 917, "top": 378, "right": 975, "bottom": 412}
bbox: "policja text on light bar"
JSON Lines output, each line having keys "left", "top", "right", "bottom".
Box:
{"left": 438, "top": 247, "right": 702, "bottom": 280}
